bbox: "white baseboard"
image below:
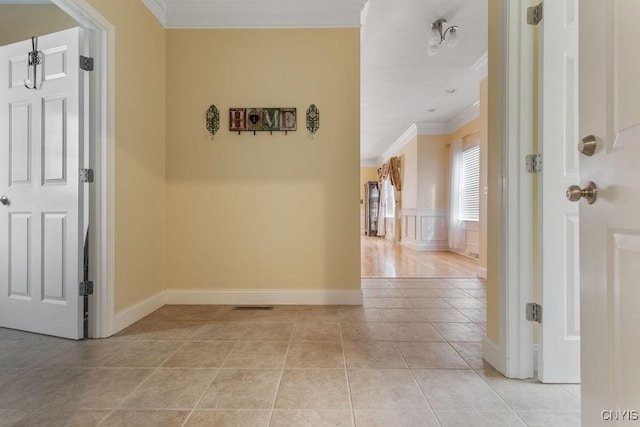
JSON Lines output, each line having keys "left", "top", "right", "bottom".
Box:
{"left": 482, "top": 336, "right": 507, "bottom": 375}
{"left": 113, "top": 290, "right": 166, "bottom": 335}
{"left": 165, "top": 289, "right": 363, "bottom": 306}
{"left": 111, "top": 288, "right": 363, "bottom": 336}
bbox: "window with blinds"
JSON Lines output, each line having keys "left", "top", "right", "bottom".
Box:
{"left": 459, "top": 144, "right": 480, "bottom": 221}
{"left": 381, "top": 178, "right": 395, "bottom": 218}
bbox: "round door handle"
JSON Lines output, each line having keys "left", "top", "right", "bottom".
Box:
{"left": 578, "top": 135, "right": 597, "bottom": 156}
{"left": 566, "top": 181, "right": 597, "bottom": 204}
{"left": 0, "top": 195, "right": 9, "bottom": 206}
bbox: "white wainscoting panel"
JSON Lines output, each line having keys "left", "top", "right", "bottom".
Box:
{"left": 400, "top": 208, "right": 448, "bottom": 250}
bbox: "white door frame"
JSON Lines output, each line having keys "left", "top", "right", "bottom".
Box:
{"left": 47, "top": 0, "right": 535, "bottom": 351}
{"left": 483, "top": 0, "right": 535, "bottom": 379}
{"left": 51, "top": 0, "right": 115, "bottom": 338}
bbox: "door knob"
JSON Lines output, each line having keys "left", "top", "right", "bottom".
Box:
{"left": 0, "top": 195, "right": 9, "bottom": 206}
{"left": 578, "top": 135, "right": 597, "bottom": 156}
{"left": 566, "top": 181, "right": 597, "bottom": 204}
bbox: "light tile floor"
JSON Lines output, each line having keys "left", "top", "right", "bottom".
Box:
{"left": 0, "top": 278, "right": 580, "bottom": 426}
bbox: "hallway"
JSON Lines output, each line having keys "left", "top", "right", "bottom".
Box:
{"left": 0, "top": 278, "right": 579, "bottom": 426}
{"left": 361, "top": 237, "right": 482, "bottom": 278}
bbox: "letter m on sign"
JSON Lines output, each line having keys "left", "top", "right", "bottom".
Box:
{"left": 263, "top": 108, "right": 280, "bottom": 131}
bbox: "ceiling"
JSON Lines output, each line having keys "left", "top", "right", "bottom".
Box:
{"left": 12, "top": 0, "right": 487, "bottom": 163}
{"left": 361, "top": 0, "right": 488, "bottom": 162}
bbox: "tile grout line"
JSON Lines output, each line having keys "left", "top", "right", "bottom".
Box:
{"left": 96, "top": 339, "right": 189, "bottom": 425}
{"left": 393, "top": 276, "right": 467, "bottom": 426}
{"left": 469, "top": 368, "right": 529, "bottom": 426}
{"left": 338, "top": 321, "right": 357, "bottom": 427}
{"left": 394, "top": 333, "right": 443, "bottom": 427}
{"left": 180, "top": 331, "right": 244, "bottom": 427}
{"left": 266, "top": 314, "right": 295, "bottom": 426}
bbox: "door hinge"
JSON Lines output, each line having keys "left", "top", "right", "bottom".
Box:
{"left": 79, "top": 55, "right": 94, "bottom": 71}
{"left": 526, "top": 303, "right": 542, "bottom": 323}
{"left": 527, "top": 3, "right": 543, "bottom": 25}
{"left": 80, "top": 168, "right": 94, "bottom": 183}
{"left": 526, "top": 154, "right": 543, "bottom": 173}
{"left": 79, "top": 281, "right": 94, "bottom": 297}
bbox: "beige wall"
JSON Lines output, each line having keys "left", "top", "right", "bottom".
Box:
{"left": 165, "top": 29, "right": 361, "bottom": 291}
{"left": 360, "top": 167, "right": 378, "bottom": 235}
{"left": 395, "top": 138, "right": 418, "bottom": 210}
{"left": 87, "top": 0, "right": 168, "bottom": 311}
{"left": 417, "top": 134, "right": 449, "bottom": 210}
{"left": 0, "top": 5, "right": 76, "bottom": 46}
{"left": 487, "top": 0, "right": 501, "bottom": 343}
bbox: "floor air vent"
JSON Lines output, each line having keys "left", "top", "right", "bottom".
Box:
{"left": 233, "top": 306, "right": 274, "bottom": 310}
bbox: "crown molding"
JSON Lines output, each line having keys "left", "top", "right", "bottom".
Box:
{"left": 415, "top": 122, "right": 450, "bottom": 135}
{"left": 360, "top": 159, "right": 379, "bottom": 168}
{"left": 471, "top": 51, "right": 488, "bottom": 78}
{"left": 161, "top": 0, "right": 367, "bottom": 29}
{"left": 141, "top": 0, "right": 167, "bottom": 26}
{"left": 376, "top": 124, "right": 417, "bottom": 165}
{"left": 446, "top": 101, "right": 480, "bottom": 133}
{"left": 364, "top": 100, "right": 482, "bottom": 164}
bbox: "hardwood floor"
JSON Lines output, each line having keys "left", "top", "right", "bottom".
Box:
{"left": 361, "top": 236, "right": 481, "bottom": 278}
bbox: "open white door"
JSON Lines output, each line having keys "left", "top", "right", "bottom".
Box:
{"left": 580, "top": 0, "right": 640, "bottom": 424}
{"left": 538, "top": 0, "right": 581, "bottom": 382}
{"left": 0, "top": 28, "right": 85, "bottom": 340}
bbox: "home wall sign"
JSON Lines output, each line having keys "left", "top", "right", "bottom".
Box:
{"left": 229, "top": 108, "right": 297, "bottom": 135}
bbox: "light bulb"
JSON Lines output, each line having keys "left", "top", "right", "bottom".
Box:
{"left": 446, "top": 27, "right": 458, "bottom": 48}
{"left": 429, "top": 25, "right": 442, "bottom": 46}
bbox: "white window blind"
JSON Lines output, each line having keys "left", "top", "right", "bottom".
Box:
{"left": 459, "top": 145, "right": 480, "bottom": 221}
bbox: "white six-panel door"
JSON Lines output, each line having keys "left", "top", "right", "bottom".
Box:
{"left": 0, "top": 28, "right": 84, "bottom": 340}
{"left": 580, "top": 0, "right": 640, "bottom": 424}
{"left": 538, "top": 0, "right": 581, "bottom": 383}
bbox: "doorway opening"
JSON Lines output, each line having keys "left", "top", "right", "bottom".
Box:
{"left": 0, "top": 0, "right": 114, "bottom": 339}
{"left": 358, "top": 1, "right": 488, "bottom": 282}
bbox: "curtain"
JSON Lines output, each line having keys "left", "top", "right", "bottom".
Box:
{"left": 377, "top": 179, "right": 387, "bottom": 237}
{"left": 449, "top": 138, "right": 466, "bottom": 251}
{"left": 377, "top": 157, "right": 402, "bottom": 239}
{"left": 378, "top": 157, "right": 402, "bottom": 191}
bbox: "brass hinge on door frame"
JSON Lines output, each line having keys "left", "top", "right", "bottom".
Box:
{"left": 527, "top": 3, "right": 543, "bottom": 26}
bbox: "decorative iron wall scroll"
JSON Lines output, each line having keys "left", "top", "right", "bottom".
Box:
{"left": 306, "top": 104, "right": 319, "bottom": 136}
{"left": 229, "top": 108, "right": 296, "bottom": 134}
{"left": 206, "top": 105, "right": 220, "bottom": 137}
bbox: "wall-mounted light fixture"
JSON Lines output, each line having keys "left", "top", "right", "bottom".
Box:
{"left": 428, "top": 19, "right": 459, "bottom": 57}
